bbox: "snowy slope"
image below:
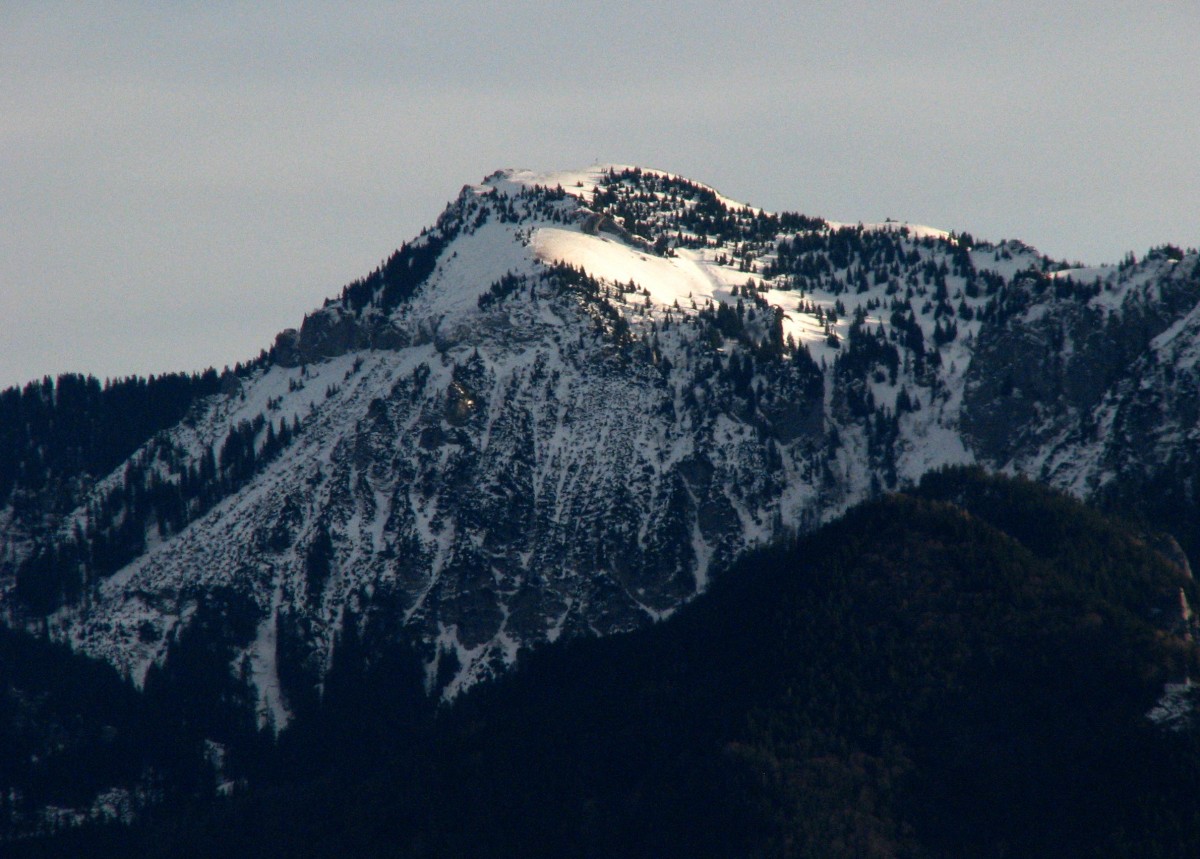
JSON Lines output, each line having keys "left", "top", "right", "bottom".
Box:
{"left": 3, "top": 166, "right": 1198, "bottom": 729}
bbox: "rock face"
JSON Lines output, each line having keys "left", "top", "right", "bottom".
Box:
{"left": 2, "top": 166, "right": 1199, "bottom": 726}
{"left": 960, "top": 257, "right": 1200, "bottom": 483}
{"left": 273, "top": 307, "right": 410, "bottom": 368}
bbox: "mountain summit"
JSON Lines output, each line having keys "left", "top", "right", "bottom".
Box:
{"left": 2, "top": 166, "right": 1198, "bottom": 730}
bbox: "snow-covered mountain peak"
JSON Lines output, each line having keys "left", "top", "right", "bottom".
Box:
{"left": 478, "top": 165, "right": 617, "bottom": 199}
{"left": 326, "top": 165, "right": 977, "bottom": 368}
{"left": 5, "top": 165, "right": 1199, "bottom": 731}
{"left": 479, "top": 164, "right": 749, "bottom": 207}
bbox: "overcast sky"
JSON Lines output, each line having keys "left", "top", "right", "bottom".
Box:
{"left": 3, "top": 2, "right": 1198, "bottom": 388}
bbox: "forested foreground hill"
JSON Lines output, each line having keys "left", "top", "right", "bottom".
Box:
{"left": 18, "top": 468, "right": 1200, "bottom": 858}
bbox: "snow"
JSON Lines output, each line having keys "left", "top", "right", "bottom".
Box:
{"left": 532, "top": 227, "right": 719, "bottom": 310}
{"left": 1049, "top": 264, "right": 1109, "bottom": 282}
{"left": 1151, "top": 301, "right": 1200, "bottom": 366}
{"left": 486, "top": 165, "right": 612, "bottom": 199}
{"left": 896, "top": 417, "right": 975, "bottom": 484}
{"left": 38, "top": 786, "right": 140, "bottom": 829}
{"left": 248, "top": 589, "right": 289, "bottom": 730}
{"left": 1147, "top": 680, "right": 1196, "bottom": 731}
{"left": 826, "top": 218, "right": 953, "bottom": 242}
{"left": 17, "top": 163, "right": 1200, "bottom": 720}
{"left": 416, "top": 219, "right": 540, "bottom": 327}
{"left": 492, "top": 164, "right": 757, "bottom": 213}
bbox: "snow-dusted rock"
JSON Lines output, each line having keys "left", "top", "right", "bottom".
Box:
{"left": 3, "top": 166, "right": 1199, "bottom": 727}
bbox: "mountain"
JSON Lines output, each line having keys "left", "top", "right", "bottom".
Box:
{"left": 14, "top": 469, "right": 1200, "bottom": 858}
{"left": 1, "top": 165, "right": 1198, "bottom": 741}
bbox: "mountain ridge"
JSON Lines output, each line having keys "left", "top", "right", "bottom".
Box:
{"left": 1, "top": 165, "right": 1198, "bottom": 731}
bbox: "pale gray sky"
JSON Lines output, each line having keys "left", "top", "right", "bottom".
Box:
{"left": 3, "top": 2, "right": 1198, "bottom": 388}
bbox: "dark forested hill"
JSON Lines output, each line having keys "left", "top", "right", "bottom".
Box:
{"left": 0, "top": 371, "right": 225, "bottom": 507}
{"left": 19, "top": 468, "right": 1199, "bottom": 858}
